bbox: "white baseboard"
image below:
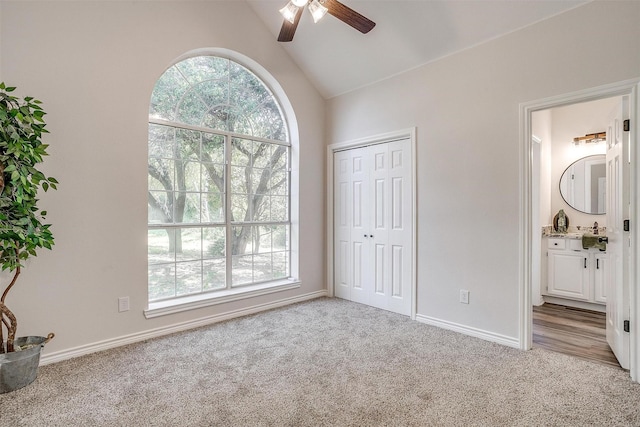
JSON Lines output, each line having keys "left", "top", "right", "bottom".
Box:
{"left": 415, "top": 314, "right": 520, "bottom": 349}
{"left": 40, "top": 290, "right": 327, "bottom": 366}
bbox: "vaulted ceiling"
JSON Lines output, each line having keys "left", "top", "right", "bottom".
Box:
{"left": 247, "top": 0, "right": 589, "bottom": 98}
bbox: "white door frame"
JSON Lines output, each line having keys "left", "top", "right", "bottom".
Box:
{"left": 519, "top": 78, "right": 640, "bottom": 381}
{"left": 327, "top": 128, "right": 418, "bottom": 319}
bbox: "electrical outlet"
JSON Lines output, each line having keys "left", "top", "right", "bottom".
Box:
{"left": 118, "top": 296, "right": 130, "bottom": 312}
{"left": 459, "top": 290, "right": 470, "bottom": 304}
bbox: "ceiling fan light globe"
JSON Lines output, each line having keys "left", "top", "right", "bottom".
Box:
{"left": 308, "top": 0, "right": 328, "bottom": 23}
{"left": 291, "top": 0, "right": 308, "bottom": 7}
{"left": 279, "top": 2, "right": 300, "bottom": 24}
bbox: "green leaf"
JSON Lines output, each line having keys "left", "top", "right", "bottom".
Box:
{"left": 0, "top": 83, "right": 57, "bottom": 274}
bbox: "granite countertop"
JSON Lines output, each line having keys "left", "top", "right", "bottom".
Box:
{"left": 545, "top": 233, "right": 584, "bottom": 239}
{"left": 542, "top": 226, "right": 606, "bottom": 239}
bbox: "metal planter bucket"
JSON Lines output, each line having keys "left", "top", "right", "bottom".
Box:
{"left": 0, "top": 334, "right": 53, "bottom": 394}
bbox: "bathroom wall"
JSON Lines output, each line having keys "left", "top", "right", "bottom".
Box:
{"left": 549, "top": 96, "right": 621, "bottom": 228}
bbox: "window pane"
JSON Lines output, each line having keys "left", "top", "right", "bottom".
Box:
{"left": 203, "top": 259, "right": 226, "bottom": 291}
{"left": 253, "top": 254, "right": 272, "bottom": 282}
{"left": 176, "top": 89, "right": 208, "bottom": 126}
{"left": 149, "top": 264, "right": 176, "bottom": 301}
{"left": 252, "top": 195, "right": 270, "bottom": 222}
{"left": 270, "top": 170, "right": 288, "bottom": 195}
{"left": 148, "top": 124, "right": 175, "bottom": 159}
{"left": 255, "top": 226, "right": 273, "bottom": 253}
{"left": 175, "top": 227, "right": 202, "bottom": 261}
{"left": 202, "top": 192, "right": 224, "bottom": 223}
{"left": 195, "top": 79, "right": 228, "bottom": 110}
{"left": 231, "top": 225, "right": 253, "bottom": 256}
{"left": 202, "top": 133, "right": 225, "bottom": 164}
{"left": 231, "top": 139, "right": 252, "bottom": 166}
{"left": 176, "top": 261, "right": 202, "bottom": 296}
{"left": 231, "top": 166, "right": 250, "bottom": 194}
{"left": 203, "top": 227, "right": 225, "bottom": 259}
{"left": 228, "top": 110, "right": 253, "bottom": 139}
{"left": 232, "top": 255, "right": 253, "bottom": 286}
{"left": 272, "top": 145, "right": 288, "bottom": 170}
{"left": 148, "top": 191, "right": 173, "bottom": 224}
{"left": 176, "top": 56, "right": 229, "bottom": 85}
{"left": 180, "top": 193, "right": 201, "bottom": 223}
{"left": 203, "top": 105, "right": 230, "bottom": 131}
{"left": 272, "top": 225, "right": 289, "bottom": 252}
{"left": 181, "top": 161, "right": 201, "bottom": 192}
{"left": 176, "top": 129, "right": 200, "bottom": 160}
{"left": 271, "top": 196, "right": 288, "bottom": 221}
{"left": 148, "top": 228, "right": 175, "bottom": 264}
{"left": 231, "top": 193, "right": 249, "bottom": 223}
{"left": 148, "top": 158, "right": 175, "bottom": 191}
{"left": 149, "top": 66, "right": 189, "bottom": 122}
{"left": 252, "top": 142, "right": 272, "bottom": 169}
{"left": 273, "top": 251, "right": 288, "bottom": 279}
{"left": 201, "top": 163, "right": 224, "bottom": 193}
{"left": 252, "top": 168, "right": 269, "bottom": 195}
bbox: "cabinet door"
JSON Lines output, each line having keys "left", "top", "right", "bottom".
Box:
{"left": 593, "top": 253, "right": 608, "bottom": 303}
{"left": 547, "top": 251, "right": 590, "bottom": 300}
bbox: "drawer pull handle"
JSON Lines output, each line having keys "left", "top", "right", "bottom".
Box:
{"left": 584, "top": 258, "right": 587, "bottom": 269}
{"left": 597, "top": 259, "right": 600, "bottom": 269}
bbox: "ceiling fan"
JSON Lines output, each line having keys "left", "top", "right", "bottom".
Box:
{"left": 278, "top": 0, "right": 376, "bottom": 42}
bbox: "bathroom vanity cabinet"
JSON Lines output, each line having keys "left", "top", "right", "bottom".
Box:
{"left": 545, "top": 237, "right": 607, "bottom": 304}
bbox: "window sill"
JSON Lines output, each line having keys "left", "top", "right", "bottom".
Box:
{"left": 144, "top": 278, "right": 301, "bottom": 319}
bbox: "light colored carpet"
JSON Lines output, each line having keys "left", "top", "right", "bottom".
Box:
{"left": 1, "top": 297, "right": 639, "bottom": 426}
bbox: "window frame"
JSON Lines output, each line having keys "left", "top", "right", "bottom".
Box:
{"left": 145, "top": 53, "right": 299, "bottom": 318}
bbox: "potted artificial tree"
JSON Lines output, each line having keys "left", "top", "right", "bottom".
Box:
{"left": 0, "top": 82, "right": 57, "bottom": 393}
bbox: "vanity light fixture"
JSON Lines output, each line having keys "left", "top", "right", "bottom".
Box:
{"left": 573, "top": 131, "right": 606, "bottom": 145}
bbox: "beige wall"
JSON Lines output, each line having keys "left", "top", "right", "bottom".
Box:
{"left": 0, "top": 1, "right": 326, "bottom": 357}
{"left": 327, "top": 1, "right": 640, "bottom": 340}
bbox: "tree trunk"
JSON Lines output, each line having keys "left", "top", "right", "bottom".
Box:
{"left": 0, "top": 264, "right": 20, "bottom": 353}
{"left": 0, "top": 302, "right": 17, "bottom": 353}
{"left": 232, "top": 225, "right": 252, "bottom": 256}
{"left": 168, "top": 228, "right": 183, "bottom": 253}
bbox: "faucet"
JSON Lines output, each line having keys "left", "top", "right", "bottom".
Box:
{"left": 593, "top": 221, "right": 599, "bottom": 235}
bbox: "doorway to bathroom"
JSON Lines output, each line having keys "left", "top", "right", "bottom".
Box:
{"left": 531, "top": 96, "right": 623, "bottom": 367}
{"left": 519, "top": 78, "right": 640, "bottom": 380}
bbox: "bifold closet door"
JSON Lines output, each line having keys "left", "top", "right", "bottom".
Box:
{"left": 333, "top": 139, "right": 412, "bottom": 316}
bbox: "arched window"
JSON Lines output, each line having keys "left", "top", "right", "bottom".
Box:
{"left": 147, "top": 55, "right": 293, "bottom": 306}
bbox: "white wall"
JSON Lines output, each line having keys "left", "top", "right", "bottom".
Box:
{"left": 0, "top": 1, "right": 326, "bottom": 357}
{"left": 549, "top": 97, "right": 619, "bottom": 227}
{"left": 327, "top": 1, "right": 640, "bottom": 340}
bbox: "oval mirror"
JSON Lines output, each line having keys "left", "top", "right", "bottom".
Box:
{"left": 559, "top": 154, "right": 606, "bottom": 215}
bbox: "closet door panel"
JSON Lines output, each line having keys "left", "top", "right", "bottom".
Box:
{"left": 349, "top": 148, "right": 371, "bottom": 304}
{"left": 333, "top": 151, "right": 352, "bottom": 300}
{"left": 387, "top": 139, "right": 412, "bottom": 315}
{"left": 369, "top": 143, "right": 391, "bottom": 310}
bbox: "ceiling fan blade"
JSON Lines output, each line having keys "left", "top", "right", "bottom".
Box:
{"left": 278, "top": 7, "right": 304, "bottom": 42}
{"left": 324, "top": 0, "right": 376, "bottom": 34}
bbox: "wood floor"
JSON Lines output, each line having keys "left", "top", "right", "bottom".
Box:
{"left": 533, "top": 303, "right": 621, "bottom": 368}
